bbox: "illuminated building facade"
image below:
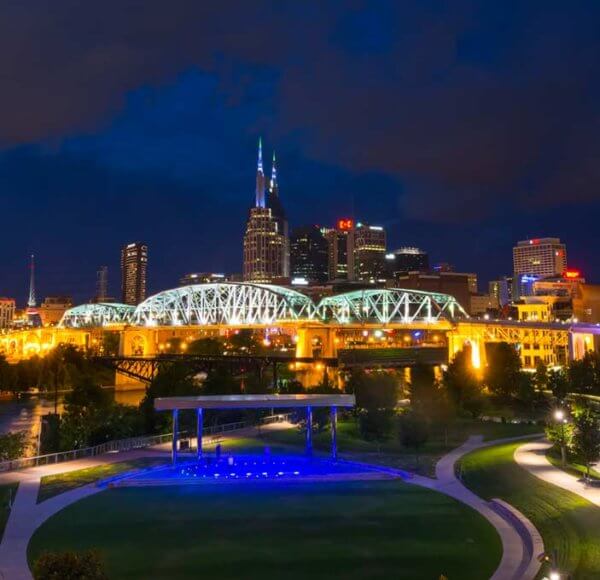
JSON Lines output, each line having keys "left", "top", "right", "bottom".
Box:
{"left": 179, "top": 272, "right": 242, "bottom": 286}
{"left": 325, "top": 220, "right": 355, "bottom": 281}
{"left": 243, "top": 139, "right": 288, "bottom": 283}
{"left": 121, "top": 242, "right": 148, "bottom": 305}
{"left": 290, "top": 225, "right": 328, "bottom": 284}
{"left": 489, "top": 277, "right": 513, "bottom": 307}
{"left": 513, "top": 238, "right": 567, "bottom": 297}
{"left": 353, "top": 223, "right": 387, "bottom": 282}
{"left": 0, "top": 298, "right": 15, "bottom": 329}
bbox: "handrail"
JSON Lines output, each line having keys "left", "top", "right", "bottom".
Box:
{"left": 0, "top": 413, "right": 291, "bottom": 473}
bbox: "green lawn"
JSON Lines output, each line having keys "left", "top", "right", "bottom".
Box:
{"left": 546, "top": 447, "right": 600, "bottom": 481}
{"left": 260, "top": 418, "right": 542, "bottom": 476}
{"left": 0, "top": 483, "right": 18, "bottom": 541}
{"left": 38, "top": 458, "right": 167, "bottom": 503}
{"left": 460, "top": 442, "right": 600, "bottom": 579}
{"left": 29, "top": 480, "right": 501, "bottom": 580}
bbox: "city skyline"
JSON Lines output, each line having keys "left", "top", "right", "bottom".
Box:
{"left": 2, "top": 3, "right": 600, "bottom": 303}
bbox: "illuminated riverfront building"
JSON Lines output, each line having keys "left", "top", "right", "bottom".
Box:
{"left": 121, "top": 242, "right": 148, "bottom": 305}
{"left": 39, "top": 296, "right": 73, "bottom": 326}
{"left": 243, "top": 139, "right": 289, "bottom": 283}
{"left": 0, "top": 298, "right": 15, "bottom": 329}
{"left": 353, "top": 222, "right": 387, "bottom": 282}
{"left": 290, "top": 225, "right": 328, "bottom": 284}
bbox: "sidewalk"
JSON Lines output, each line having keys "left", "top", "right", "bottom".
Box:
{"left": 515, "top": 439, "right": 600, "bottom": 507}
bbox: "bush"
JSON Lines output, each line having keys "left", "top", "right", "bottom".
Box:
{"left": 0, "top": 431, "right": 26, "bottom": 461}
{"left": 33, "top": 549, "right": 108, "bottom": 580}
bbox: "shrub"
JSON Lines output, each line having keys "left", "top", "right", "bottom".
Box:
{"left": 33, "top": 549, "right": 108, "bottom": 580}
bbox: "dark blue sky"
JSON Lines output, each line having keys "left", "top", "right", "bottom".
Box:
{"left": 1, "top": 1, "right": 600, "bottom": 304}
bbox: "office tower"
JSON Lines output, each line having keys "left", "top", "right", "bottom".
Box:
{"left": 353, "top": 222, "right": 387, "bottom": 282}
{"left": 0, "top": 298, "right": 15, "bottom": 329}
{"left": 121, "top": 242, "right": 148, "bottom": 305}
{"left": 513, "top": 238, "right": 567, "bottom": 297}
{"left": 290, "top": 225, "right": 329, "bottom": 284}
{"left": 27, "top": 254, "right": 36, "bottom": 309}
{"left": 96, "top": 266, "right": 108, "bottom": 302}
{"left": 489, "top": 278, "right": 512, "bottom": 307}
{"left": 325, "top": 219, "right": 355, "bottom": 281}
{"left": 385, "top": 247, "right": 429, "bottom": 277}
{"left": 267, "top": 151, "right": 290, "bottom": 277}
{"left": 243, "top": 139, "right": 288, "bottom": 282}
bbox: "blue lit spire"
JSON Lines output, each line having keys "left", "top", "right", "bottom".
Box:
{"left": 27, "top": 254, "right": 36, "bottom": 308}
{"left": 255, "top": 137, "right": 266, "bottom": 208}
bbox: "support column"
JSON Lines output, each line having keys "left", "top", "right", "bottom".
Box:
{"left": 172, "top": 409, "right": 179, "bottom": 465}
{"left": 306, "top": 406, "right": 313, "bottom": 456}
{"left": 331, "top": 406, "right": 338, "bottom": 460}
{"left": 196, "top": 408, "right": 203, "bottom": 462}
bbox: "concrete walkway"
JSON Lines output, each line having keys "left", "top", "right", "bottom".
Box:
{"left": 0, "top": 428, "right": 543, "bottom": 580}
{"left": 515, "top": 439, "right": 600, "bottom": 506}
{"left": 407, "top": 434, "right": 544, "bottom": 580}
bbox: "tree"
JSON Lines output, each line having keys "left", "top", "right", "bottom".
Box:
{"left": 442, "top": 347, "right": 484, "bottom": 417}
{"left": 548, "top": 368, "right": 569, "bottom": 400}
{"left": 348, "top": 370, "right": 398, "bottom": 411}
{"left": 358, "top": 409, "right": 395, "bottom": 444}
{"left": 485, "top": 342, "right": 522, "bottom": 399}
{"left": 545, "top": 421, "right": 574, "bottom": 467}
{"left": 33, "top": 550, "right": 108, "bottom": 580}
{"left": 399, "top": 411, "right": 429, "bottom": 466}
{"left": 568, "top": 352, "right": 600, "bottom": 394}
{"left": 534, "top": 361, "right": 548, "bottom": 392}
{"left": 409, "top": 364, "right": 437, "bottom": 415}
{"left": 188, "top": 337, "right": 223, "bottom": 356}
{"left": 0, "top": 431, "right": 26, "bottom": 461}
{"left": 572, "top": 408, "right": 600, "bottom": 479}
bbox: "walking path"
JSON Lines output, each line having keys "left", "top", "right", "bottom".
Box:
{"left": 0, "top": 429, "right": 543, "bottom": 580}
{"left": 515, "top": 439, "right": 600, "bottom": 507}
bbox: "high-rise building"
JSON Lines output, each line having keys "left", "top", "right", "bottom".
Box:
{"left": 489, "top": 277, "right": 512, "bottom": 307}
{"left": 290, "top": 225, "right": 328, "bottom": 284}
{"left": 325, "top": 219, "right": 355, "bottom": 281}
{"left": 385, "top": 247, "right": 429, "bottom": 278}
{"left": 96, "top": 266, "right": 108, "bottom": 302}
{"left": 0, "top": 298, "right": 15, "bottom": 329}
{"left": 121, "top": 242, "right": 148, "bottom": 305}
{"left": 353, "top": 222, "right": 387, "bottom": 282}
{"left": 179, "top": 272, "right": 242, "bottom": 286}
{"left": 267, "top": 151, "right": 290, "bottom": 277}
{"left": 243, "top": 139, "right": 288, "bottom": 283}
{"left": 513, "top": 238, "right": 567, "bottom": 297}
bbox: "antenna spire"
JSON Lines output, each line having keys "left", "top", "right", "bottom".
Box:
{"left": 255, "top": 137, "right": 266, "bottom": 208}
{"left": 27, "top": 254, "right": 36, "bottom": 308}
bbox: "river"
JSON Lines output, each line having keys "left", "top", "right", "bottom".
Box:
{"left": 0, "top": 388, "right": 147, "bottom": 452}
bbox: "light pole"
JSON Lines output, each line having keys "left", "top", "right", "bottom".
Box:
{"left": 554, "top": 409, "right": 567, "bottom": 467}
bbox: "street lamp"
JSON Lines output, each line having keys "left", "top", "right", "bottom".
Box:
{"left": 554, "top": 409, "right": 567, "bottom": 467}
{"left": 549, "top": 572, "right": 560, "bottom": 580}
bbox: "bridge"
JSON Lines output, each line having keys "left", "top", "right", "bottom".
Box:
{"left": 1, "top": 282, "right": 597, "bottom": 385}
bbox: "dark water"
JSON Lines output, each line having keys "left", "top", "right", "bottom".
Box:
{"left": 0, "top": 389, "right": 146, "bottom": 450}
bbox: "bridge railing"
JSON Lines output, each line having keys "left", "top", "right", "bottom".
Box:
{"left": 0, "top": 413, "right": 292, "bottom": 473}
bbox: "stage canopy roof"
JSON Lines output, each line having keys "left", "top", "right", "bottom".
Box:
{"left": 155, "top": 393, "right": 355, "bottom": 411}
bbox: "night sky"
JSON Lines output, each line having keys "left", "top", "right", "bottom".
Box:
{"left": 2, "top": 1, "right": 600, "bottom": 305}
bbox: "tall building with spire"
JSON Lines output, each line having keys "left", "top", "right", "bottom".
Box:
{"left": 27, "top": 254, "right": 36, "bottom": 309}
{"left": 243, "top": 139, "right": 289, "bottom": 282}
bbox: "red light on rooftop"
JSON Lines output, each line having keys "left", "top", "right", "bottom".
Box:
{"left": 564, "top": 270, "right": 581, "bottom": 279}
{"left": 337, "top": 219, "right": 354, "bottom": 231}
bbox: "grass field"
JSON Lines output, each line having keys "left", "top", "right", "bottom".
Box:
{"left": 260, "top": 418, "right": 542, "bottom": 476}
{"left": 37, "top": 458, "right": 167, "bottom": 503}
{"left": 28, "top": 480, "right": 501, "bottom": 580}
{"left": 460, "top": 442, "right": 600, "bottom": 579}
{"left": 0, "top": 483, "right": 18, "bottom": 541}
{"left": 546, "top": 447, "right": 600, "bottom": 481}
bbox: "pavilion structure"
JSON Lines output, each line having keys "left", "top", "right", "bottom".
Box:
{"left": 154, "top": 394, "right": 356, "bottom": 464}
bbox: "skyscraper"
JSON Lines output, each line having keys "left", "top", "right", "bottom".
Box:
{"left": 121, "top": 242, "right": 148, "bottom": 305}
{"left": 385, "top": 247, "right": 429, "bottom": 278}
{"left": 353, "top": 222, "right": 387, "bottom": 282}
{"left": 290, "top": 225, "right": 328, "bottom": 284}
{"left": 243, "top": 139, "right": 288, "bottom": 283}
{"left": 96, "top": 266, "right": 108, "bottom": 302}
{"left": 513, "top": 238, "right": 567, "bottom": 296}
{"left": 325, "top": 219, "right": 355, "bottom": 281}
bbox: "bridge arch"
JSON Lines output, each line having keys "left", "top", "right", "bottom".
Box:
{"left": 316, "top": 288, "right": 468, "bottom": 324}
{"left": 132, "top": 283, "right": 315, "bottom": 327}
{"left": 60, "top": 303, "right": 136, "bottom": 328}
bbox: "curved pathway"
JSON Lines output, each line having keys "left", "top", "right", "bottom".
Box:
{"left": 0, "top": 430, "right": 543, "bottom": 580}
{"left": 515, "top": 439, "right": 600, "bottom": 506}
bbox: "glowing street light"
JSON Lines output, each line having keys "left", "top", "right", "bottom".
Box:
{"left": 553, "top": 409, "right": 568, "bottom": 467}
